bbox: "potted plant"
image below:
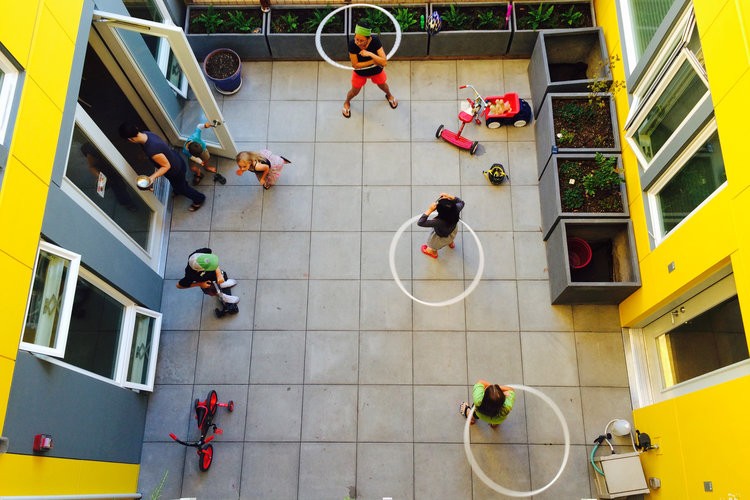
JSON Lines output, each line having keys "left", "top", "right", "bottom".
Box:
{"left": 539, "top": 153, "right": 629, "bottom": 240}
{"left": 528, "top": 27, "right": 611, "bottom": 117}
{"left": 350, "top": 5, "right": 429, "bottom": 58}
{"left": 266, "top": 6, "right": 348, "bottom": 60}
{"left": 507, "top": 1, "right": 595, "bottom": 56}
{"left": 534, "top": 92, "right": 620, "bottom": 178}
{"left": 203, "top": 48, "right": 242, "bottom": 95}
{"left": 545, "top": 219, "right": 640, "bottom": 304}
{"left": 428, "top": 2, "right": 511, "bottom": 57}
{"left": 186, "top": 5, "right": 270, "bottom": 60}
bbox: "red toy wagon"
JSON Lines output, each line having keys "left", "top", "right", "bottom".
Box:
{"left": 483, "top": 92, "right": 533, "bottom": 129}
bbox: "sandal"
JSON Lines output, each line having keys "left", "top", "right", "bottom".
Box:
{"left": 421, "top": 245, "right": 438, "bottom": 259}
{"left": 459, "top": 402, "right": 476, "bottom": 424}
{"left": 188, "top": 202, "right": 203, "bottom": 212}
{"left": 342, "top": 105, "right": 351, "bottom": 118}
{"left": 386, "top": 95, "right": 398, "bottom": 109}
{"left": 192, "top": 173, "right": 204, "bottom": 186}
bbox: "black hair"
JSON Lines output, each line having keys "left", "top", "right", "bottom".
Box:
{"left": 476, "top": 384, "right": 506, "bottom": 417}
{"left": 435, "top": 197, "right": 460, "bottom": 226}
{"left": 118, "top": 122, "right": 140, "bottom": 139}
{"left": 187, "top": 141, "right": 204, "bottom": 156}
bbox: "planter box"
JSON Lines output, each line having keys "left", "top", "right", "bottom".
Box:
{"left": 528, "top": 27, "right": 611, "bottom": 117}
{"left": 185, "top": 6, "right": 270, "bottom": 60}
{"left": 539, "top": 154, "right": 628, "bottom": 240}
{"left": 428, "top": 3, "right": 511, "bottom": 57}
{"left": 267, "top": 6, "right": 349, "bottom": 60}
{"left": 350, "top": 5, "right": 429, "bottom": 58}
{"left": 507, "top": 0, "right": 595, "bottom": 57}
{"left": 546, "top": 219, "right": 640, "bottom": 304}
{"left": 534, "top": 92, "right": 620, "bottom": 179}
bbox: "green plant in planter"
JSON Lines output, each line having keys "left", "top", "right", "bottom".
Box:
{"left": 394, "top": 7, "right": 419, "bottom": 32}
{"left": 273, "top": 12, "right": 299, "bottom": 33}
{"left": 357, "top": 8, "right": 390, "bottom": 34}
{"left": 558, "top": 101, "right": 595, "bottom": 123}
{"left": 562, "top": 183, "right": 585, "bottom": 209}
{"left": 441, "top": 4, "right": 470, "bottom": 30}
{"left": 302, "top": 8, "right": 334, "bottom": 32}
{"left": 192, "top": 6, "right": 224, "bottom": 34}
{"left": 582, "top": 153, "right": 621, "bottom": 196}
{"left": 226, "top": 10, "right": 261, "bottom": 33}
{"left": 588, "top": 54, "right": 627, "bottom": 107}
{"left": 523, "top": 4, "right": 554, "bottom": 30}
{"left": 476, "top": 9, "right": 501, "bottom": 29}
{"left": 559, "top": 5, "right": 583, "bottom": 27}
{"left": 557, "top": 129, "right": 575, "bottom": 145}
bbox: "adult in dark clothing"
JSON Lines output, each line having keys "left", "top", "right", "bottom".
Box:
{"left": 118, "top": 122, "right": 206, "bottom": 211}
{"left": 341, "top": 24, "right": 398, "bottom": 118}
{"left": 417, "top": 193, "right": 465, "bottom": 259}
{"left": 176, "top": 248, "right": 238, "bottom": 304}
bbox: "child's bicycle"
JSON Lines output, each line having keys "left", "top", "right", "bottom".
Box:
{"left": 169, "top": 389, "right": 234, "bottom": 471}
{"left": 436, "top": 84, "right": 489, "bottom": 155}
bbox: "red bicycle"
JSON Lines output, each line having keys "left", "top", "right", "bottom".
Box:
{"left": 169, "top": 389, "right": 234, "bottom": 471}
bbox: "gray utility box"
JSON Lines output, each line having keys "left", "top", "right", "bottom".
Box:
{"left": 592, "top": 452, "right": 650, "bottom": 498}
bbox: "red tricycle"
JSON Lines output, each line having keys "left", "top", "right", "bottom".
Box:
{"left": 436, "top": 84, "right": 488, "bottom": 155}
{"left": 169, "top": 389, "right": 234, "bottom": 471}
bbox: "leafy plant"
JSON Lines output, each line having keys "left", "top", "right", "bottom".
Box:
{"left": 582, "top": 153, "right": 621, "bottom": 196}
{"left": 559, "top": 160, "right": 582, "bottom": 179}
{"left": 302, "top": 8, "right": 335, "bottom": 33}
{"left": 394, "top": 7, "right": 419, "bottom": 32}
{"left": 357, "top": 8, "right": 390, "bottom": 34}
{"left": 273, "top": 12, "right": 299, "bottom": 33}
{"left": 556, "top": 129, "right": 575, "bottom": 145}
{"left": 588, "top": 54, "right": 626, "bottom": 106}
{"left": 562, "top": 184, "right": 585, "bottom": 209}
{"left": 441, "top": 4, "right": 470, "bottom": 30}
{"left": 192, "top": 6, "right": 224, "bottom": 34}
{"left": 559, "top": 5, "right": 583, "bottom": 27}
{"left": 476, "top": 9, "right": 501, "bottom": 30}
{"left": 558, "top": 102, "right": 595, "bottom": 124}
{"left": 523, "top": 4, "right": 554, "bottom": 30}
{"left": 226, "top": 10, "right": 260, "bottom": 33}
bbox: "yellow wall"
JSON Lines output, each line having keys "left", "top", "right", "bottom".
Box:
{"left": 595, "top": 0, "right": 750, "bottom": 498}
{"left": 0, "top": 454, "right": 140, "bottom": 496}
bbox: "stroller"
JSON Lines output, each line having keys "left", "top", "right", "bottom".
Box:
{"left": 202, "top": 270, "right": 240, "bottom": 318}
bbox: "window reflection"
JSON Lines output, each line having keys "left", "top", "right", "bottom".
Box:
{"left": 66, "top": 127, "right": 152, "bottom": 249}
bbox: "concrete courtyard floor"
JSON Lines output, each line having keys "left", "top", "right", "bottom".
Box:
{"left": 137, "top": 58, "right": 634, "bottom": 500}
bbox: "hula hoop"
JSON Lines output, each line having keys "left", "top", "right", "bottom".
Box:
{"left": 315, "top": 4, "right": 402, "bottom": 71}
{"left": 389, "top": 215, "right": 484, "bottom": 307}
{"left": 463, "top": 385, "right": 571, "bottom": 497}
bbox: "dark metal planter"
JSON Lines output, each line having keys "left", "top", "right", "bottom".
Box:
{"left": 267, "top": 6, "right": 349, "bottom": 60}
{"left": 539, "top": 154, "right": 628, "bottom": 241}
{"left": 534, "top": 92, "right": 621, "bottom": 179}
{"left": 507, "top": 0, "right": 595, "bottom": 56}
{"left": 185, "top": 6, "right": 271, "bottom": 61}
{"left": 428, "top": 2, "right": 511, "bottom": 57}
{"left": 546, "top": 219, "right": 641, "bottom": 305}
{"left": 528, "top": 27, "right": 611, "bottom": 117}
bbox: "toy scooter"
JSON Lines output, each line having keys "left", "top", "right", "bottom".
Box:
{"left": 483, "top": 92, "right": 533, "bottom": 128}
{"left": 436, "top": 84, "right": 488, "bottom": 155}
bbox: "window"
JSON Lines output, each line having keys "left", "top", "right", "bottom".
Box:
{"left": 21, "top": 242, "right": 161, "bottom": 391}
{"left": 640, "top": 274, "right": 750, "bottom": 402}
{"left": 629, "top": 52, "right": 710, "bottom": 169}
{"left": 650, "top": 126, "right": 726, "bottom": 236}
{"left": 620, "top": 0, "right": 679, "bottom": 71}
{"left": 0, "top": 45, "right": 21, "bottom": 170}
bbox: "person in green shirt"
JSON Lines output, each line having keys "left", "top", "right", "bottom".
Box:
{"left": 460, "top": 380, "right": 515, "bottom": 428}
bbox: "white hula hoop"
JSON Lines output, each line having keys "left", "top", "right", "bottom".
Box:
{"left": 463, "top": 385, "right": 571, "bottom": 497}
{"left": 389, "top": 215, "right": 484, "bottom": 307}
{"left": 315, "top": 4, "right": 402, "bottom": 71}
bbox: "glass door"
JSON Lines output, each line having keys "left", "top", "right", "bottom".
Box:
{"left": 91, "top": 10, "right": 236, "bottom": 157}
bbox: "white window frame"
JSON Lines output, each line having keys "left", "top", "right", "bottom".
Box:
{"left": 20, "top": 242, "right": 81, "bottom": 358}
{"left": 0, "top": 49, "right": 19, "bottom": 143}
{"left": 646, "top": 120, "right": 727, "bottom": 243}
{"left": 626, "top": 50, "right": 710, "bottom": 171}
{"left": 61, "top": 107, "right": 166, "bottom": 270}
{"left": 21, "top": 242, "right": 162, "bottom": 391}
{"left": 638, "top": 274, "right": 750, "bottom": 404}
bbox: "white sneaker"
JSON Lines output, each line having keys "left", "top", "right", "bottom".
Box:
{"left": 220, "top": 292, "right": 240, "bottom": 304}
{"left": 219, "top": 278, "right": 237, "bottom": 289}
